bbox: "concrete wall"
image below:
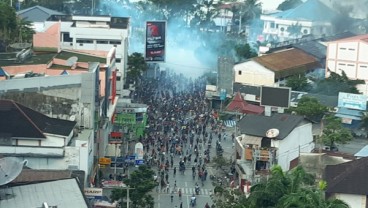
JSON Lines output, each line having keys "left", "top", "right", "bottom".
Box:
{"left": 299, "top": 153, "right": 351, "bottom": 179}
{"left": 272, "top": 123, "right": 314, "bottom": 170}
{"left": 334, "top": 193, "right": 366, "bottom": 208}
{"left": 234, "top": 61, "right": 275, "bottom": 86}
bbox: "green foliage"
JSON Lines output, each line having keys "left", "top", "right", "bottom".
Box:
{"left": 0, "top": 2, "right": 17, "bottom": 42}
{"left": 110, "top": 165, "right": 156, "bottom": 208}
{"left": 292, "top": 96, "right": 327, "bottom": 118}
{"left": 321, "top": 115, "right": 353, "bottom": 150}
{"left": 286, "top": 23, "right": 302, "bottom": 38}
{"left": 286, "top": 74, "right": 311, "bottom": 91}
{"left": 234, "top": 43, "right": 257, "bottom": 61}
{"left": 277, "top": 0, "right": 303, "bottom": 11}
{"left": 127, "top": 52, "right": 147, "bottom": 82}
{"left": 313, "top": 71, "right": 364, "bottom": 96}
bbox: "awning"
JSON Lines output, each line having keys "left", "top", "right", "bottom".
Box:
{"left": 335, "top": 107, "right": 363, "bottom": 120}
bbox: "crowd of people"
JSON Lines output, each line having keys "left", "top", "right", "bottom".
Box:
{"left": 132, "top": 71, "right": 227, "bottom": 207}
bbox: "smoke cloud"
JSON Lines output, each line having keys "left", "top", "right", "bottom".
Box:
{"left": 97, "top": 0, "right": 219, "bottom": 78}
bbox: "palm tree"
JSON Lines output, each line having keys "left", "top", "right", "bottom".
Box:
{"left": 238, "top": 0, "right": 262, "bottom": 33}
{"left": 246, "top": 166, "right": 348, "bottom": 208}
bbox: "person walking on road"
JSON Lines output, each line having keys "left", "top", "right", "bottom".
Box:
{"left": 178, "top": 188, "right": 182, "bottom": 200}
{"left": 180, "top": 202, "right": 183, "bottom": 208}
{"left": 173, "top": 167, "right": 177, "bottom": 176}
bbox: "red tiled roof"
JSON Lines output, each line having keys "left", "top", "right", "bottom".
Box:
{"left": 226, "top": 92, "right": 264, "bottom": 114}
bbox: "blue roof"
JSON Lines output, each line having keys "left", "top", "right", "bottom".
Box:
{"left": 0, "top": 67, "right": 9, "bottom": 77}
{"left": 355, "top": 145, "right": 368, "bottom": 157}
{"left": 60, "top": 70, "right": 69, "bottom": 75}
{"left": 270, "top": 0, "right": 339, "bottom": 22}
{"left": 335, "top": 107, "right": 363, "bottom": 120}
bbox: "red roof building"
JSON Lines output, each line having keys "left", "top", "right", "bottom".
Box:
{"left": 226, "top": 92, "right": 264, "bottom": 115}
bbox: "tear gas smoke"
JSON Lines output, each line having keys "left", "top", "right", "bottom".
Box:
{"left": 98, "top": 0, "right": 219, "bottom": 78}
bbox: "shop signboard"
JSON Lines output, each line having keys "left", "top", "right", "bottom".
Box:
{"left": 338, "top": 92, "right": 367, "bottom": 111}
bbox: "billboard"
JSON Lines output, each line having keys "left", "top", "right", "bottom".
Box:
{"left": 338, "top": 92, "right": 367, "bottom": 111}
{"left": 260, "top": 86, "right": 291, "bottom": 108}
{"left": 145, "top": 21, "right": 166, "bottom": 62}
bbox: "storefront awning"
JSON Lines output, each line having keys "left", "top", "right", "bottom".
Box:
{"left": 335, "top": 107, "right": 363, "bottom": 120}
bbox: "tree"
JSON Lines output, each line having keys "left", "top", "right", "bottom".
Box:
{"left": 127, "top": 52, "right": 147, "bottom": 83}
{"left": 245, "top": 165, "right": 349, "bottom": 208}
{"left": 286, "top": 74, "right": 310, "bottom": 91}
{"left": 14, "top": 17, "right": 35, "bottom": 43}
{"left": 110, "top": 165, "right": 156, "bottom": 208}
{"left": 277, "top": 0, "right": 303, "bottom": 11}
{"left": 313, "top": 71, "right": 364, "bottom": 96}
{"left": 321, "top": 115, "right": 353, "bottom": 151}
{"left": 0, "top": 2, "right": 17, "bottom": 43}
{"left": 234, "top": 43, "right": 257, "bottom": 61}
{"left": 292, "top": 96, "right": 327, "bottom": 119}
{"left": 287, "top": 23, "right": 302, "bottom": 39}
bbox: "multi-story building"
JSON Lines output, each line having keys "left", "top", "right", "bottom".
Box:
{"left": 260, "top": 0, "right": 338, "bottom": 42}
{"left": 325, "top": 34, "right": 368, "bottom": 95}
{"left": 0, "top": 49, "right": 118, "bottom": 187}
{"left": 33, "top": 14, "right": 130, "bottom": 95}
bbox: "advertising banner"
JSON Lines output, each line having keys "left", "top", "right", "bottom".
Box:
{"left": 134, "top": 142, "right": 144, "bottom": 160}
{"left": 338, "top": 92, "right": 367, "bottom": 111}
{"left": 145, "top": 21, "right": 166, "bottom": 62}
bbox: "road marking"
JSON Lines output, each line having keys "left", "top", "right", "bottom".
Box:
{"left": 158, "top": 195, "right": 160, "bottom": 208}
{"left": 186, "top": 195, "right": 190, "bottom": 208}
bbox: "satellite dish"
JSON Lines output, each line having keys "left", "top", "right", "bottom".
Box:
{"left": 66, "top": 56, "right": 78, "bottom": 66}
{"left": 266, "top": 128, "right": 279, "bottom": 138}
{"left": 0, "top": 157, "right": 27, "bottom": 186}
{"left": 69, "top": 115, "right": 76, "bottom": 121}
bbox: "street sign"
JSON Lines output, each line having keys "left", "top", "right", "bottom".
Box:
{"left": 135, "top": 160, "right": 144, "bottom": 165}
{"left": 220, "top": 89, "right": 226, "bottom": 101}
{"left": 99, "top": 157, "right": 112, "bottom": 165}
{"left": 128, "top": 155, "right": 136, "bottom": 160}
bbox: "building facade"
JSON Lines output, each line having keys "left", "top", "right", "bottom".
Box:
{"left": 326, "top": 34, "right": 368, "bottom": 95}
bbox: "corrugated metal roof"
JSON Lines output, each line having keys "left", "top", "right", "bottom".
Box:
{"left": 269, "top": 0, "right": 339, "bottom": 22}
{"left": 238, "top": 113, "right": 305, "bottom": 140}
{"left": 17, "top": 6, "right": 64, "bottom": 22}
{"left": 253, "top": 48, "right": 320, "bottom": 73}
{"left": 0, "top": 178, "right": 88, "bottom": 208}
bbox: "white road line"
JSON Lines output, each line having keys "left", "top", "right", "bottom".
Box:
{"left": 186, "top": 195, "right": 190, "bottom": 208}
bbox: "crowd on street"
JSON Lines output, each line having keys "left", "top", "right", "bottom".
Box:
{"left": 130, "top": 71, "right": 233, "bottom": 207}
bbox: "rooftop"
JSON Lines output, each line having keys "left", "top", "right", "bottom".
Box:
{"left": 253, "top": 48, "right": 320, "bottom": 73}
{"left": 328, "top": 33, "right": 368, "bottom": 43}
{"left": 268, "top": 0, "right": 339, "bottom": 22}
{"left": 238, "top": 113, "right": 305, "bottom": 140}
{"left": 0, "top": 99, "right": 77, "bottom": 138}
{"left": 0, "top": 178, "right": 88, "bottom": 208}
{"left": 16, "top": 5, "right": 64, "bottom": 22}
{"left": 325, "top": 157, "right": 368, "bottom": 195}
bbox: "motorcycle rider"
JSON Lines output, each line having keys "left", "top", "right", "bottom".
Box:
{"left": 191, "top": 194, "right": 196, "bottom": 205}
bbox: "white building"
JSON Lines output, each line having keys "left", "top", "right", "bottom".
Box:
{"left": 234, "top": 48, "right": 320, "bottom": 87}
{"left": 34, "top": 15, "right": 130, "bottom": 94}
{"left": 235, "top": 113, "right": 314, "bottom": 189}
{"left": 0, "top": 62, "right": 117, "bottom": 186}
{"left": 260, "top": 0, "right": 338, "bottom": 42}
{"left": 326, "top": 34, "right": 368, "bottom": 95}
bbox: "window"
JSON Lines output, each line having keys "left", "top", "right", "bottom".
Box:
{"left": 348, "top": 64, "right": 354, "bottom": 67}
{"left": 238, "top": 70, "right": 242, "bottom": 75}
{"left": 110, "top": 40, "right": 121, "bottom": 45}
{"left": 115, "top": 58, "right": 121, "bottom": 63}
{"left": 76, "top": 39, "right": 93, "bottom": 44}
{"left": 63, "top": 33, "right": 73, "bottom": 42}
{"left": 339, "top": 47, "right": 346, "bottom": 50}
{"left": 348, "top": 48, "right": 355, "bottom": 51}
{"left": 270, "top": 22, "right": 275, "bottom": 28}
{"left": 97, "top": 40, "right": 108, "bottom": 44}
{"left": 338, "top": 63, "right": 346, "bottom": 66}
{"left": 360, "top": 65, "right": 368, "bottom": 68}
